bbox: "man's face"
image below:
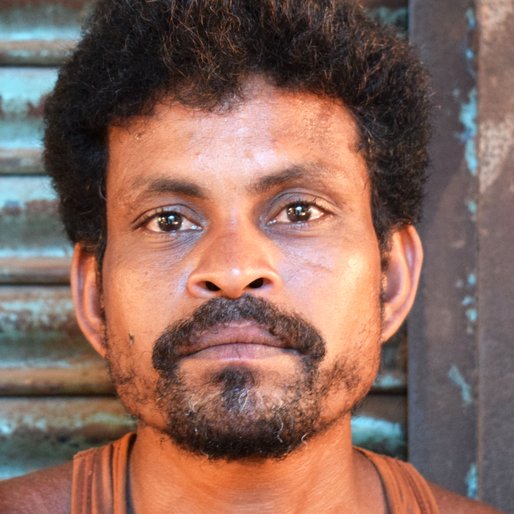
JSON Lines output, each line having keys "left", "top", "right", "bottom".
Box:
{"left": 98, "top": 79, "right": 384, "bottom": 459}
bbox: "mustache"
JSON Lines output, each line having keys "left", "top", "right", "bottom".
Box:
{"left": 152, "top": 294, "right": 326, "bottom": 375}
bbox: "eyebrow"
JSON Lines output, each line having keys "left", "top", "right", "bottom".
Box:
{"left": 248, "top": 164, "right": 337, "bottom": 194}
{"left": 127, "top": 163, "right": 339, "bottom": 203}
{"left": 128, "top": 177, "right": 207, "bottom": 200}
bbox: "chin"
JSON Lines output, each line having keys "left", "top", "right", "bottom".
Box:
{"left": 151, "top": 359, "right": 370, "bottom": 461}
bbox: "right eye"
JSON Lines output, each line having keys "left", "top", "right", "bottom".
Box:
{"left": 142, "top": 210, "right": 201, "bottom": 233}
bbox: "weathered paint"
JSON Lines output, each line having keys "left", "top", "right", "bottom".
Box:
{"left": 368, "top": 7, "right": 408, "bottom": 31}
{"left": 0, "top": 176, "right": 70, "bottom": 261}
{"left": 466, "top": 463, "right": 478, "bottom": 499}
{"left": 0, "top": 68, "right": 53, "bottom": 113}
{"left": 0, "top": 286, "right": 111, "bottom": 394}
{"left": 0, "top": 39, "right": 76, "bottom": 66}
{"left": 0, "top": 68, "right": 57, "bottom": 151}
{"left": 466, "top": 200, "right": 477, "bottom": 221}
{"left": 448, "top": 365, "right": 473, "bottom": 406}
{"left": 456, "top": 268, "right": 478, "bottom": 335}
{"left": 0, "top": 148, "right": 42, "bottom": 174}
{"left": 477, "top": 1, "right": 514, "bottom": 510}
{"left": 0, "top": 1, "right": 89, "bottom": 42}
{"left": 409, "top": 0, "right": 479, "bottom": 497}
{"left": 466, "top": 7, "right": 477, "bottom": 29}
{"left": 372, "top": 372, "right": 405, "bottom": 392}
{"left": 456, "top": 87, "right": 478, "bottom": 175}
{"left": 464, "top": 8, "right": 477, "bottom": 77}
{"left": 0, "top": 0, "right": 88, "bottom": 65}
{"left": 479, "top": 0, "right": 514, "bottom": 46}
{"left": 0, "top": 396, "right": 134, "bottom": 479}
{"left": 465, "top": 307, "right": 477, "bottom": 325}
{"left": 0, "top": 367, "right": 112, "bottom": 396}
{"left": 479, "top": 117, "right": 514, "bottom": 194}
{"left": 351, "top": 416, "right": 405, "bottom": 458}
{"left": 0, "top": 257, "right": 70, "bottom": 285}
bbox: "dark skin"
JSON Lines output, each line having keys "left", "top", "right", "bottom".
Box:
{"left": 0, "top": 78, "right": 503, "bottom": 514}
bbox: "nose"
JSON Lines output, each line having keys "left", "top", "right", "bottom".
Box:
{"left": 186, "top": 228, "right": 282, "bottom": 299}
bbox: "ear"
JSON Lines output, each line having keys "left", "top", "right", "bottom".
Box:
{"left": 380, "top": 225, "right": 423, "bottom": 343}
{"left": 70, "top": 243, "right": 107, "bottom": 358}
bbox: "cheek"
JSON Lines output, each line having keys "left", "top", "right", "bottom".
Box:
{"left": 101, "top": 247, "right": 193, "bottom": 346}
{"left": 277, "top": 239, "right": 382, "bottom": 332}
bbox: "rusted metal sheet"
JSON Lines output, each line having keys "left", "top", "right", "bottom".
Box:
{"left": 0, "top": 395, "right": 405, "bottom": 479}
{"left": 0, "top": 286, "right": 405, "bottom": 395}
{"left": 0, "top": 397, "right": 134, "bottom": 479}
{"left": 0, "top": 148, "right": 42, "bottom": 175}
{"left": 353, "top": 394, "right": 407, "bottom": 459}
{"left": 376, "top": 325, "right": 406, "bottom": 394}
{"left": 0, "top": 0, "right": 89, "bottom": 65}
{"left": 0, "top": 286, "right": 112, "bottom": 395}
{"left": 409, "top": 0, "right": 479, "bottom": 498}
{"left": 0, "top": 176, "right": 71, "bottom": 284}
{"left": 0, "top": 39, "right": 76, "bottom": 67}
{"left": 476, "top": 1, "right": 514, "bottom": 511}
{"left": 0, "top": 68, "right": 56, "bottom": 174}
{"left": 0, "top": 257, "right": 70, "bottom": 284}
{"left": 364, "top": 1, "right": 408, "bottom": 31}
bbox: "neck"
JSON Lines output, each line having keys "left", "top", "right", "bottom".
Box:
{"left": 128, "top": 417, "right": 385, "bottom": 514}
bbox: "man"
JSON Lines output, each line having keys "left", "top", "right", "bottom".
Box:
{"left": 0, "top": 1, "right": 502, "bottom": 513}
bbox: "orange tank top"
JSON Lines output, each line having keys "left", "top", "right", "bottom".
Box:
{"left": 70, "top": 433, "right": 440, "bottom": 513}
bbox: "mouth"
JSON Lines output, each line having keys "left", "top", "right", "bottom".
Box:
{"left": 182, "top": 321, "right": 298, "bottom": 361}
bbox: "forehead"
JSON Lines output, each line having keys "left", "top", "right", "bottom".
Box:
{"left": 107, "top": 79, "right": 367, "bottom": 195}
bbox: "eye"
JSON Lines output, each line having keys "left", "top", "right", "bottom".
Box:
{"left": 272, "top": 202, "right": 325, "bottom": 225}
{"left": 143, "top": 210, "right": 201, "bottom": 233}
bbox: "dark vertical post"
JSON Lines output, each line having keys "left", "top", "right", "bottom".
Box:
{"left": 408, "top": 0, "right": 479, "bottom": 496}
{"left": 477, "top": 2, "right": 514, "bottom": 512}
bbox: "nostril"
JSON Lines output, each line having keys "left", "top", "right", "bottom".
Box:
{"left": 205, "top": 281, "right": 221, "bottom": 292}
{"left": 248, "top": 278, "right": 265, "bottom": 289}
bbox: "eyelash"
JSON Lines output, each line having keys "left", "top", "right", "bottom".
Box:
{"left": 268, "top": 197, "right": 328, "bottom": 226}
{"left": 136, "top": 207, "right": 201, "bottom": 234}
{"left": 136, "top": 197, "right": 330, "bottom": 235}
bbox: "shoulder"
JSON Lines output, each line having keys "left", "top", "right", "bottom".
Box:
{"left": 429, "top": 482, "right": 505, "bottom": 514}
{"left": 0, "top": 461, "right": 73, "bottom": 514}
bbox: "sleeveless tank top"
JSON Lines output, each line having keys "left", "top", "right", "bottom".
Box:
{"left": 70, "top": 433, "right": 440, "bottom": 514}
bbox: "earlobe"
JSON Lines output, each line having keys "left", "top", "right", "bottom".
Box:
{"left": 70, "top": 243, "right": 107, "bottom": 358}
{"left": 380, "top": 225, "right": 423, "bottom": 343}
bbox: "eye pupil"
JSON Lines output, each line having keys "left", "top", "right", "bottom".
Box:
{"left": 287, "top": 204, "right": 311, "bottom": 222}
{"left": 157, "top": 213, "right": 182, "bottom": 231}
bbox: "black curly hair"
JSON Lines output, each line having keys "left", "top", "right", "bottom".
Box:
{"left": 44, "top": 0, "right": 430, "bottom": 261}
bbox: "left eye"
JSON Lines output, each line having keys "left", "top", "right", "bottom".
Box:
{"left": 144, "top": 211, "right": 200, "bottom": 233}
{"left": 272, "top": 202, "right": 325, "bottom": 224}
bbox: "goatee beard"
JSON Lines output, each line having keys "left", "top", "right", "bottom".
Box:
{"left": 148, "top": 294, "right": 361, "bottom": 461}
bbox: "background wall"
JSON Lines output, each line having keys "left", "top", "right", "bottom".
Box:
{"left": 0, "top": 1, "right": 512, "bottom": 512}
{"left": 409, "top": 1, "right": 514, "bottom": 511}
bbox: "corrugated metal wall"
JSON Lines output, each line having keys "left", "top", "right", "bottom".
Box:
{"left": 0, "top": 1, "right": 134, "bottom": 479}
{"left": 409, "top": 1, "right": 514, "bottom": 511}
{"left": 1, "top": 1, "right": 513, "bottom": 512}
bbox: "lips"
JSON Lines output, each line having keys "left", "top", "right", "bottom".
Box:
{"left": 181, "top": 321, "right": 294, "bottom": 359}
{"left": 152, "top": 295, "right": 326, "bottom": 376}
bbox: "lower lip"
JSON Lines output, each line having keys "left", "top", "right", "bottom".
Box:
{"left": 186, "top": 343, "right": 297, "bottom": 361}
